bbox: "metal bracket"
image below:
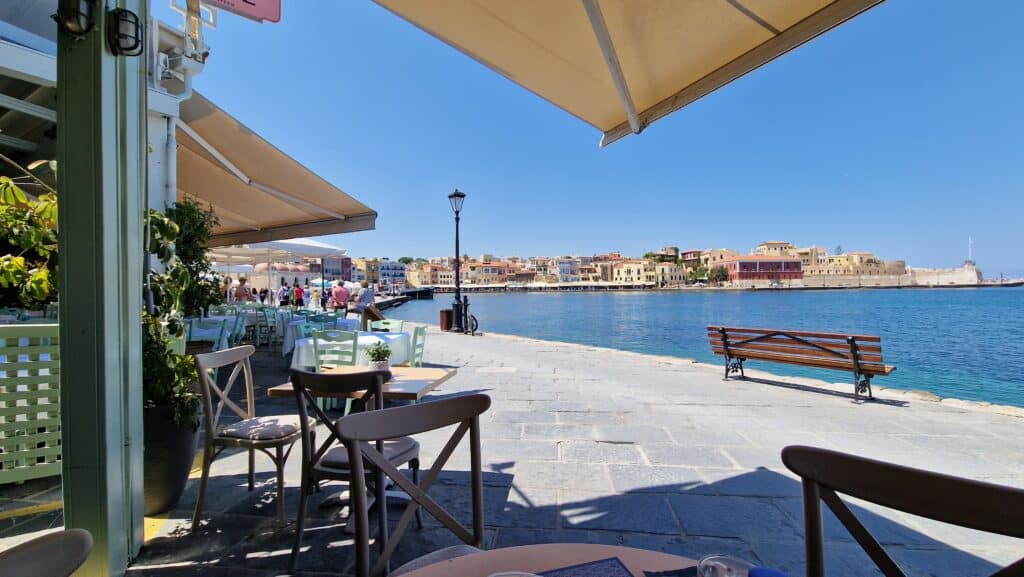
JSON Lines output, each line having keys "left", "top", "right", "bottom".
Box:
{"left": 855, "top": 374, "right": 873, "bottom": 399}
{"left": 726, "top": 358, "right": 745, "bottom": 379}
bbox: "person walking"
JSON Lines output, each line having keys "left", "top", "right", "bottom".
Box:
{"left": 330, "top": 282, "right": 351, "bottom": 315}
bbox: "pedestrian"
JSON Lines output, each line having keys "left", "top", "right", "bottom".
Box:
{"left": 330, "top": 282, "right": 351, "bottom": 315}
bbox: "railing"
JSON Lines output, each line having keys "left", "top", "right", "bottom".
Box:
{"left": 0, "top": 324, "right": 61, "bottom": 484}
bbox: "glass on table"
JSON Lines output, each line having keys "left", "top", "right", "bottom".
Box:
{"left": 697, "top": 555, "right": 755, "bottom": 577}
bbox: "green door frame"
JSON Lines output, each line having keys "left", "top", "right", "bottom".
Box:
{"left": 56, "top": 1, "right": 148, "bottom": 575}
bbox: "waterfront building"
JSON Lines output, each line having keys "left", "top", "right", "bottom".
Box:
{"left": 592, "top": 261, "right": 617, "bottom": 282}
{"left": 680, "top": 249, "right": 703, "bottom": 271}
{"left": 654, "top": 262, "right": 686, "bottom": 287}
{"left": 352, "top": 258, "right": 381, "bottom": 283}
{"left": 754, "top": 240, "right": 797, "bottom": 257}
{"left": 322, "top": 256, "right": 352, "bottom": 282}
{"left": 508, "top": 271, "right": 537, "bottom": 284}
{"left": 654, "top": 246, "right": 680, "bottom": 261}
{"left": 613, "top": 260, "right": 649, "bottom": 283}
{"left": 555, "top": 258, "right": 580, "bottom": 283}
{"left": 720, "top": 255, "right": 803, "bottom": 284}
{"left": 701, "top": 248, "right": 740, "bottom": 269}
{"left": 437, "top": 268, "right": 455, "bottom": 285}
{"left": 593, "top": 251, "right": 625, "bottom": 262}
{"left": 379, "top": 259, "right": 407, "bottom": 289}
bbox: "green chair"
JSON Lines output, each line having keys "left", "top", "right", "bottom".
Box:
{"left": 45, "top": 302, "right": 58, "bottom": 320}
{"left": 189, "top": 318, "right": 228, "bottom": 351}
{"left": 228, "top": 313, "right": 247, "bottom": 347}
{"left": 313, "top": 329, "right": 358, "bottom": 413}
{"left": 407, "top": 325, "right": 427, "bottom": 367}
{"left": 369, "top": 319, "right": 404, "bottom": 333}
{"left": 261, "top": 308, "right": 281, "bottom": 348}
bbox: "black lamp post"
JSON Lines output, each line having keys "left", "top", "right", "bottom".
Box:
{"left": 448, "top": 189, "right": 466, "bottom": 332}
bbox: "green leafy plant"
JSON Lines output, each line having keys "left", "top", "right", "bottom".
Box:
{"left": 142, "top": 312, "right": 199, "bottom": 428}
{"left": 708, "top": 266, "right": 729, "bottom": 285}
{"left": 164, "top": 199, "right": 222, "bottom": 316}
{"left": 0, "top": 154, "right": 58, "bottom": 308}
{"left": 366, "top": 341, "right": 391, "bottom": 362}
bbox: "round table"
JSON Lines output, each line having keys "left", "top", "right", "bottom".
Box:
{"left": 398, "top": 544, "right": 696, "bottom": 577}
{"left": 290, "top": 331, "right": 411, "bottom": 369}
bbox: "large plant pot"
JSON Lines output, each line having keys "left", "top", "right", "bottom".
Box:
{"left": 143, "top": 404, "right": 198, "bottom": 516}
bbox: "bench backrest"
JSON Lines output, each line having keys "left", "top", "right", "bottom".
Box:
{"left": 707, "top": 326, "right": 888, "bottom": 375}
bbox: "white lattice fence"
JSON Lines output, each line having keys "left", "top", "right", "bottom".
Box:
{"left": 0, "top": 324, "right": 61, "bottom": 484}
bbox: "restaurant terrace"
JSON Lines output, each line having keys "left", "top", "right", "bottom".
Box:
{"left": 1, "top": 2, "right": 1022, "bottom": 577}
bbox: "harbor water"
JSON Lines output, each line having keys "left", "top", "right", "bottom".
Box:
{"left": 388, "top": 287, "right": 1024, "bottom": 407}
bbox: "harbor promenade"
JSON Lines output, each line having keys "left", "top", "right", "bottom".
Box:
{"left": 120, "top": 327, "right": 1022, "bottom": 576}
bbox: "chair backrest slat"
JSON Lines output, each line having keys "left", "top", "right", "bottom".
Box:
{"left": 338, "top": 393, "right": 491, "bottom": 441}
{"left": 369, "top": 319, "right": 404, "bottom": 333}
{"left": 410, "top": 325, "right": 426, "bottom": 367}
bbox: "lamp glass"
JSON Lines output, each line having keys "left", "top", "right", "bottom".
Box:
{"left": 448, "top": 190, "right": 466, "bottom": 213}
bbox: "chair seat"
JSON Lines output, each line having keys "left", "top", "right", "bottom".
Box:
{"left": 219, "top": 415, "right": 309, "bottom": 441}
{"left": 391, "top": 544, "right": 482, "bottom": 577}
{"left": 317, "top": 436, "right": 420, "bottom": 471}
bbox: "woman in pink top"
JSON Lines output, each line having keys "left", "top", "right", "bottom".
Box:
{"left": 331, "top": 283, "right": 351, "bottom": 314}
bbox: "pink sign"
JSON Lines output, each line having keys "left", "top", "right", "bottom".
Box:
{"left": 203, "top": 0, "right": 281, "bottom": 23}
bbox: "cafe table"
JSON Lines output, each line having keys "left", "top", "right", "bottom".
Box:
{"left": 280, "top": 317, "right": 361, "bottom": 356}
{"left": 398, "top": 544, "right": 696, "bottom": 577}
{"left": 267, "top": 365, "right": 457, "bottom": 402}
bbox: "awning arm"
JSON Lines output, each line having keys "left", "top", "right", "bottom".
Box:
{"left": 582, "top": 0, "right": 641, "bottom": 137}
{"left": 174, "top": 117, "right": 348, "bottom": 220}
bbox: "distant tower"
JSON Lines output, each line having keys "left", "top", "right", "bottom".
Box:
{"left": 966, "top": 236, "right": 975, "bottom": 267}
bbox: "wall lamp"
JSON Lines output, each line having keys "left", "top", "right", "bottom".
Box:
{"left": 54, "top": 0, "right": 96, "bottom": 40}
{"left": 108, "top": 8, "right": 144, "bottom": 56}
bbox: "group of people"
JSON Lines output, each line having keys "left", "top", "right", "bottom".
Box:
{"left": 220, "top": 276, "right": 376, "bottom": 314}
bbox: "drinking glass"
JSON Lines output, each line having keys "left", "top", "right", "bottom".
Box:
{"left": 697, "top": 555, "right": 756, "bottom": 577}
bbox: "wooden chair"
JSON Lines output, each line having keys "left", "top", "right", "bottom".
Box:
{"left": 339, "top": 392, "right": 492, "bottom": 577}
{"left": 369, "top": 319, "right": 405, "bottom": 333}
{"left": 0, "top": 528, "right": 92, "bottom": 577}
{"left": 782, "top": 445, "right": 1024, "bottom": 577}
{"left": 287, "top": 369, "right": 424, "bottom": 574}
{"left": 405, "top": 325, "right": 427, "bottom": 367}
{"left": 191, "top": 345, "right": 306, "bottom": 531}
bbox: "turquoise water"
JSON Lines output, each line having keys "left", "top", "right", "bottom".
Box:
{"left": 388, "top": 288, "right": 1024, "bottom": 407}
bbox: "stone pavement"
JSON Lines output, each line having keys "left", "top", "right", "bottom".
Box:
{"left": 122, "top": 327, "right": 1024, "bottom": 576}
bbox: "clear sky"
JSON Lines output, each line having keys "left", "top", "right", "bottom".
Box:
{"left": 153, "top": 1, "right": 1024, "bottom": 276}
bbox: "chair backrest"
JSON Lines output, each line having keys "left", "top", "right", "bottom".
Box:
{"left": 369, "top": 319, "right": 404, "bottom": 333}
{"left": 782, "top": 445, "right": 1024, "bottom": 577}
{"left": 230, "top": 313, "right": 247, "bottom": 343}
{"left": 339, "top": 393, "right": 492, "bottom": 577}
{"left": 194, "top": 345, "right": 257, "bottom": 436}
{"left": 313, "top": 330, "right": 357, "bottom": 370}
{"left": 189, "top": 318, "right": 227, "bottom": 349}
{"left": 409, "top": 325, "right": 426, "bottom": 367}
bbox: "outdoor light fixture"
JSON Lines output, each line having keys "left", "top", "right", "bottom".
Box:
{"left": 54, "top": 0, "right": 96, "bottom": 39}
{"left": 448, "top": 189, "right": 466, "bottom": 214}
{"left": 448, "top": 189, "right": 467, "bottom": 332}
{"left": 107, "top": 8, "right": 144, "bottom": 56}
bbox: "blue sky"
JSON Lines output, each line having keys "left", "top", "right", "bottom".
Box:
{"left": 153, "top": 1, "right": 1024, "bottom": 276}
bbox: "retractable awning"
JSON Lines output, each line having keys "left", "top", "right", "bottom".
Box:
{"left": 177, "top": 92, "right": 377, "bottom": 246}
{"left": 375, "top": 0, "right": 883, "bottom": 146}
{"left": 208, "top": 237, "right": 349, "bottom": 263}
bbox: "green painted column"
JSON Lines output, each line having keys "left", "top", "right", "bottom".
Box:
{"left": 56, "top": 1, "right": 148, "bottom": 575}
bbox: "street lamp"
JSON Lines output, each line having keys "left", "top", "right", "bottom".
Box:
{"left": 448, "top": 189, "right": 466, "bottom": 332}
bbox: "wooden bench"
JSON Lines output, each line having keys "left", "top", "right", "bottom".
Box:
{"left": 707, "top": 326, "right": 895, "bottom": 399}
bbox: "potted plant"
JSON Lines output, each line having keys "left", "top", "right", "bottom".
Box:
{"left": 141, "top": 208, "right": 202, "bottom": 514}
{"left": 141, "top": 200, "right": 219, "bottom": 515}
{"left": 366, "top": 341, "right": 392, "bottom": 371}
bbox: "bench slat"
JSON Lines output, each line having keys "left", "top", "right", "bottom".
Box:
{"left": 707, "top": 326, "right": 881, "bottom": 342}
{"left": 711, "top": 346, "right": 893, "bottom": 375}
{"left": 710, "top": 341, "right": 884, "bottom": 364}
{"left": 707, "top": 333, "right": 883, "bottom": 354}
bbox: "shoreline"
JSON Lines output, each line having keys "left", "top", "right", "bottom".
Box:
{"left": 422, "top": 323, "right": 1024, "bottom": 419}
{"left": 428, "top": 281, "right": 1024, "bottom": 293}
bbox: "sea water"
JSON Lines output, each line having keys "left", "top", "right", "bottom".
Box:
{"left": 388, "top": 287, "right": 1024, "bottom": 407}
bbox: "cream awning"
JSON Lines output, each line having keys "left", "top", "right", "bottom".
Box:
{"left": 177, "top": 91, "right": 377, "bottom": 246}
{"left": 375, "top": 0, "right": 882, "bottom": 146}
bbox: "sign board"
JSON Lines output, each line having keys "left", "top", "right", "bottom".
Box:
{"left": 202, "top": 0, "right": 281, "bottom": 23}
